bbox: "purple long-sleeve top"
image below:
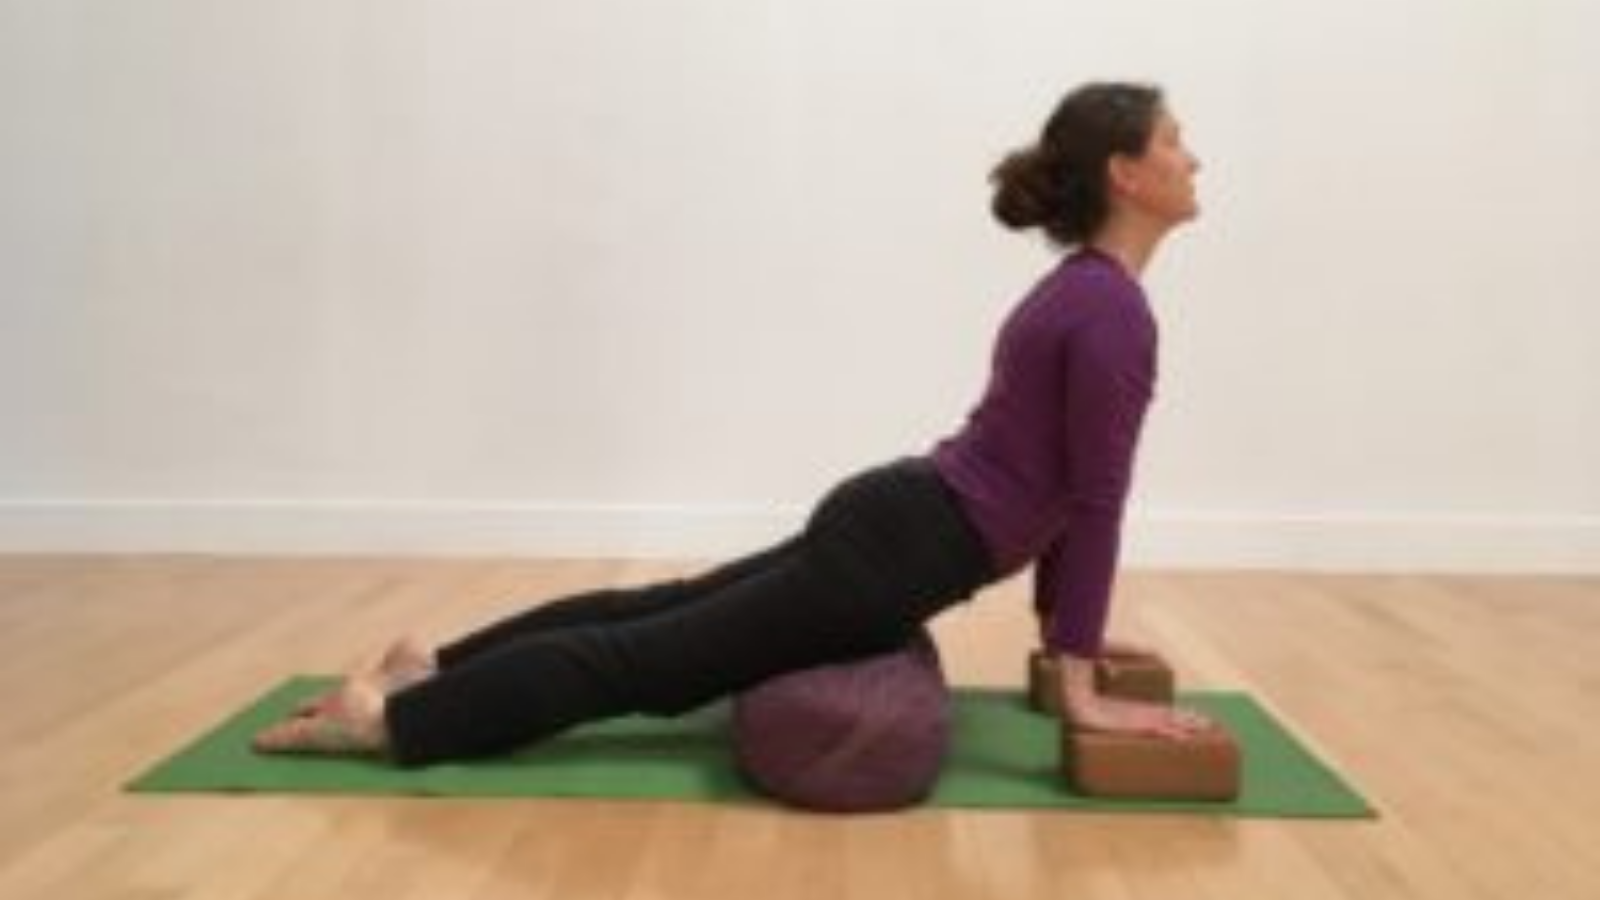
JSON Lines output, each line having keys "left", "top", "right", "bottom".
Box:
{"left": 930, "top": 247, "right": 1158, "bottom": 656}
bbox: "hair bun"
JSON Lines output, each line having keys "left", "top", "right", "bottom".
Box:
{"left": 989, "top": 146, "right": 1062, "bottom": 231}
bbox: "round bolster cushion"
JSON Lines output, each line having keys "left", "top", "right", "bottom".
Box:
{"left": 731, "top": 632, "right": 950, "bottom": 813}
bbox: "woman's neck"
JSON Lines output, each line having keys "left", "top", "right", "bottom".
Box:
{"left": 1088, "top": 213, "right": 1169, "bottom": 281}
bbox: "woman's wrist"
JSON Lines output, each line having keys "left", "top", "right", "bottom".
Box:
{"left": 1055, "top": 652, "right": 1101, "bottom": 709}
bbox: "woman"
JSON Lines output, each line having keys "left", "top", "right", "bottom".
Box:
{"left": 256, "top": 81, "right": 1209, "bottom": 764}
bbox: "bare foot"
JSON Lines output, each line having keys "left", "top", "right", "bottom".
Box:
{"left": 295, "top": 635, "right": 437, "bottom": 716}
{"left": 377, "top": 634, "right": 437, "bottom": 694}
{"left": 255, "top": 676, "right": 389, "bottom": 756}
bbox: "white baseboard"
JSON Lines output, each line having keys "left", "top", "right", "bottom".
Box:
{"left": 0, "top": 497, "right": 1596, "bottom": 572}
{"left": 1133, "top": 508, "right": 1600, "bottom": 573}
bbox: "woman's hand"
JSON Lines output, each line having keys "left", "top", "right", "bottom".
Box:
{"left": 1064, "top": 692, "right": 1212, "bottom": 740}
{"left": 1053, "top": 653, "right": 1209, "bottom": 740}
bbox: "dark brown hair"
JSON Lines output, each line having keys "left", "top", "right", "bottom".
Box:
{"left": 990, "top": 82, "right": 1166, "bottom": 247}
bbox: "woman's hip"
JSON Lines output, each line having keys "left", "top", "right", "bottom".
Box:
{"left": 805, "top": 457, "right": 996, "bottom": 613}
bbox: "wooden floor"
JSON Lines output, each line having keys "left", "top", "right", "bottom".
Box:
{"left": 1, "top": 556, "right": 1597, "bottom": 899}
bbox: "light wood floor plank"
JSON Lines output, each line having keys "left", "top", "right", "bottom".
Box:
{"left": 0, "top": 555, "right": 1596, "bottom": 899}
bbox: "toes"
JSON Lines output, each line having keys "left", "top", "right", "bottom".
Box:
{"left": 253, "top": 717, "right": 314, "bottom": 753}
{"left": 252, "top": 707, "right": 383, "bottom": 756}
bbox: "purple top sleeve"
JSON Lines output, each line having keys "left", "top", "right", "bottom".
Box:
{"left": 929, "top": 248, "right": 1157, "bottom": 656}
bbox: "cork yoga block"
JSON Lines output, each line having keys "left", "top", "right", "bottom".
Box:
{"left": 1095, "top": 651, "right": 1177, "bottom": 704}
{"left": 1028, "top": 649, "right": 1177, "bottom": 715}
{"left": 1028, "top": 650, "right": 1065, "bottom": 715}
{"left": 1061, "top": 724, "right": 1242, "bottom": 801}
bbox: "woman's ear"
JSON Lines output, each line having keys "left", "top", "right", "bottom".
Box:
{"left": 1106, "top": 154, "right": 1141, "bottom": 199}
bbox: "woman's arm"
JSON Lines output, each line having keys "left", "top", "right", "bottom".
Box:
{"left": 1035, "top": 312, "right": 1155, "bottom": 654}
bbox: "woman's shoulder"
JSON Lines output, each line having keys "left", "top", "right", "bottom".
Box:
{"left": 1033, "top": 251, "right": 1149, "bottom": 332}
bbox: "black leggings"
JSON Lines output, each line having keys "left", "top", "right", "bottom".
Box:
{"left": 384, "top": 457, "right": 996, "bottom": 766}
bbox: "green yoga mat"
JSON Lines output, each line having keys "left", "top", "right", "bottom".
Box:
{"left": 128, "top": 677, "right": 1373, "bottom": 818}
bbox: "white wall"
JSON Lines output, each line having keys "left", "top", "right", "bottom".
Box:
{"left": 2, "top": 0, "right": 1597, "bottom": 569}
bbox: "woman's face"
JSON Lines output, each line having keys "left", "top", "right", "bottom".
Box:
{"left": 1111, "top": 110, "right": 1202, "bottom": 225}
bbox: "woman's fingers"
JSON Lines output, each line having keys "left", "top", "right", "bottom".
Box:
{"left": 1166, "top": 707, "right": 1213, "bottom": 737}
{"left": 1134, "top": 705, "right": 1212, "bottom": 740}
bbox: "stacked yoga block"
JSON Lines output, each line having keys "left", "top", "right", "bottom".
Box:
{"left": 1028, "top": 649, "right": 1241, "bottom": 801}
